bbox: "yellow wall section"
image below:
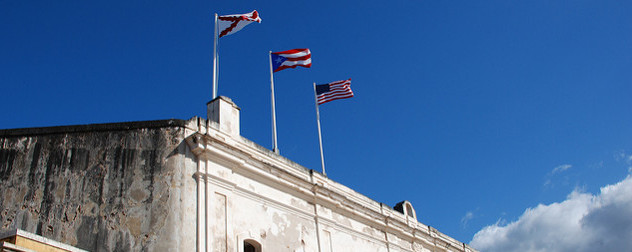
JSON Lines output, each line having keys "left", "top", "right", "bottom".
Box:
{"left": 13, "top": 236, "right": 69, "bottom": 252}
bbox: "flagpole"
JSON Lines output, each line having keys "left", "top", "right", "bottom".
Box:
{"left": 212, "top": 13, "right": 218, "bottom": 99}
{"left": 269, "top": 51, "right": 279, "bottom": 154}
{"left": 313, "top": 82, "right": 327, "bottom": 176}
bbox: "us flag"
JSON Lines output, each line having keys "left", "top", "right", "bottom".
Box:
{"left": 315, "top": 79, "right": 354, "bottom": 105}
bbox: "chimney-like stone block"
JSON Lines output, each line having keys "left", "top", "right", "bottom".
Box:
{"left": 207, "top": 96, "right": 240, "bottom": 136}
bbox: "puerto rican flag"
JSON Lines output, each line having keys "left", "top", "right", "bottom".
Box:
{"left": 218, "top": 10, "right": 261, "bottom": 38}
{"left": 271, "top": 49, "right": 312, "bottom": 72}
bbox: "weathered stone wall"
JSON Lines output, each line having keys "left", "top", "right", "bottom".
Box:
{"left": 0, "top": 120, "right": 197, "bottom": 252}
{"left": 0, "top": 100, "right": 475, "bottom": 252}
{"left": 185, "top": 111, "right": 476, "bottom": 252}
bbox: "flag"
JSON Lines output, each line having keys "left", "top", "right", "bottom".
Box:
{"left": 218, "top": 10, "right": 261, "bottom": 38}
{"left": 271, "top": 49, "right": 312, "bottom": 72}
{"left": 316, "top": 79, "right": 354, "bottom": 105}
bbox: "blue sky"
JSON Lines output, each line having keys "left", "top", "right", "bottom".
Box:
{"left": 2, "top": 0, "right": 631, "bottom": 249}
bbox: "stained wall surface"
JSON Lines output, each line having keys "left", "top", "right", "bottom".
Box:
{"left": 0, "top": 121, "right": 197, "bottom": 251}
{"left": 0, "top": 103, "right": 475, "bottom": 252}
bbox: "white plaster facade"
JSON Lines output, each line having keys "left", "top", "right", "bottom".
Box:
{"left": 183, "top": 96, "right": 476, "bottom": 252}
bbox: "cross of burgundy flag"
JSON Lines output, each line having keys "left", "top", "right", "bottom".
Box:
{"left": 271, "top": 49, "right": 312, "bottom": 72}
{"left": 315, "top": 79, "right": 354, "bottom": 105}
{"left": 217, "top": 10, "right": 261, "bottom": 38}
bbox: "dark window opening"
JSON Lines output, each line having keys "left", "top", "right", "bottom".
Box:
{"left": 394, "top": 200, "right": 417, "bottom": 220}
{"left": 244, "top": 239, "right": 261, "bottom": 252}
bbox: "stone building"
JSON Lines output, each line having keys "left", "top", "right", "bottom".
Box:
{"left": 0, "top": 97, "right": 476, "bottom": 252}
{"left": 1, "top": 229, "right": 87, "bottom": 252}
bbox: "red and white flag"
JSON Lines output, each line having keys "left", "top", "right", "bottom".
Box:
{"left": 217, "top": 10, "right": 261, "bottom": 38}
{"left": 271, "top": 49, "right": 312, "bottom": 72}
{"left": 315, "top": 79, "right": 354, "bottom": 105}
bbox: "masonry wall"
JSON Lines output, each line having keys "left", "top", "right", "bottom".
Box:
{"left": 217, "top": 169, "right": 392, "bottom": 252}
{"left": 0, "top": 114, "right": 475, "bottom": 252}
{"left": 0, "top": 121, "right": 197, "bottom": 252}
{"left": 185, "top": 115, "right": 476, "bottom": 252}
{"left": 206, "top": 158, "right": 442, "bottom": 252}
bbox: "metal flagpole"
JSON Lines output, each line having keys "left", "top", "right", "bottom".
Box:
{"left": 212, "top": 13, "right": 218, "bottom": 99}
{"left": 269, "top": 51, "right": 279, "bottom": 154}
{"left": 313, "top": 82, "right": 326, "bottom": 176}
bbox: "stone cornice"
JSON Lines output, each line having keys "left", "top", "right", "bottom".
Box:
{"left": 0, "top": 119, "right": 187, "bottom": 137}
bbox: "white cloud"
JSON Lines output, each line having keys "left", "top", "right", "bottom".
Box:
{"left": 461, "top": 211, "right": 474, "bottom": 228}
{"left": 615, "top": 151, "right": 632, "bottom": 173}
{"left": 551, "top": 164, "right": 572, "bottom": 174}
{"left": 471, "top": 175, "right": 632, "bottom": 252}
{"left": 624, "top": 154, "right": 632, "bottom": 173}
{"left": 544, "top": 164, "right": 573, "bottom": 187}
{"left": 543, "top": 178, "right": 551, "bottom": 187}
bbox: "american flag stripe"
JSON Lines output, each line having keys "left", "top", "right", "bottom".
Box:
{"left": 318, "top": 94, "right": 353, "bottom": 105}
{"left": 316, "top": 79, "right": 353, "bottom": 105}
